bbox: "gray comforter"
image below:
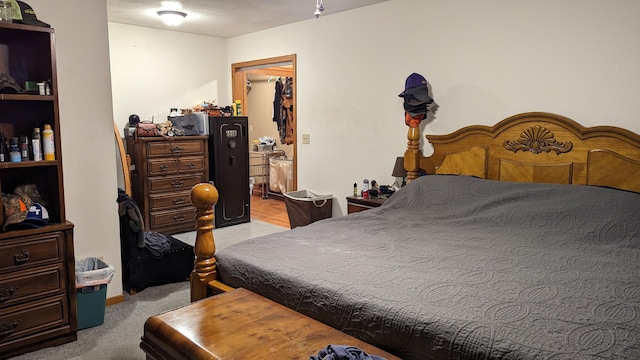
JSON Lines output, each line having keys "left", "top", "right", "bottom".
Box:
{"left": 217, "top": 175, "right": 640, "bottom": 359}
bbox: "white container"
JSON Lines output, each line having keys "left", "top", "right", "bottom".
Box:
{"left": 43, "top": 124, "right": 55, "bottom": 160}
{"left": 32, "top": 127, "right": 42, "bottom": 161}
{"left": 0, "top": 1, "right": 12, "bottom": 23}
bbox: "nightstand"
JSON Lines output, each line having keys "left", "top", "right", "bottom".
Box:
{"left": 346, "top": 196, "right": 386, "bottom": 214}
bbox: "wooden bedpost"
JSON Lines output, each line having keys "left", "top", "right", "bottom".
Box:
{"left": 404, "top": 126, "right": 423, "bottom": 183}
{"left": 189, "top": 182, "right": 219, "bottom": 302}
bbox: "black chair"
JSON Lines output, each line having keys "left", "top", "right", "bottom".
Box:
{"left": 117, "top": 189, "right": 194, "bottom": 294}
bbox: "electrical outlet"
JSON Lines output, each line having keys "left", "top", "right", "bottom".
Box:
{"left": 302, "top": 133, "right": 310, "bottom": 144}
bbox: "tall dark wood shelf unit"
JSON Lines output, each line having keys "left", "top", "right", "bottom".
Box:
{"left": 0, "top": 23, "right": 76, "bottom": 358}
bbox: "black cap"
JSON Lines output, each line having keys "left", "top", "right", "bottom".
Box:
{"left": 15, "top": 1, "right": 50, "bottom": 28}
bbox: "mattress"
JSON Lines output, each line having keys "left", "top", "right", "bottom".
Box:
{"left": 217, "top": 175, "right": 640, "bottom": 359}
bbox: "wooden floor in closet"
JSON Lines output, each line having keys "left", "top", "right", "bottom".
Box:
{"left": 251, "top": 194, "right": 290, "bottom": 229}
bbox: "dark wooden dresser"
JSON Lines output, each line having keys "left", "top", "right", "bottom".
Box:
{"left": 0, "top": 23, "right": 77, "bottom": 358}
{"left": 0, "top": 225, "right": 76, "bottom": 359}
{"left": 127, "top": 136, "right": 209, "bottom": 234}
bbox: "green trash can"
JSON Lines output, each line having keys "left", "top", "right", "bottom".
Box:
{"left": 75, "top": 257, "right": 115, "bottom": 330}
{"left": 283, "top": 190, "right": 333, "bottom": 228}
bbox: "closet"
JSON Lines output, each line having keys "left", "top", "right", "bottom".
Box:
{"left": 246, "top": 75, "right": 294, "bottom": 198}
{"left": 232, "top": 55, "right": 297, "bottom": 199}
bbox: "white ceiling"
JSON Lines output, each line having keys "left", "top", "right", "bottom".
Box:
{"left": 106, "top": 0, "right": 388, "bottom": 38}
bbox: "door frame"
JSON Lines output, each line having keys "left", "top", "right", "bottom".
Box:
{"left": 231, "top": 54, "right": 297, "bottom": 192}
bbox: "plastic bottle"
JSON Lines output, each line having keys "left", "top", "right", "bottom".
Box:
{"left": 235, "top": 100, "right": 242, "bottom": 116}
{"left": 362, "top": 178, "right": 370, "bottom": 199}
{"left": 0, "top": 132, "right": 7, "bottom": 162}
{"left": 19, "top": 135, "right": 28, "bottom": 161}
{"left": 9, "top": 136, "right": 21, "bottom": 162}
{"left": 353, "top": 182, "right": 357, "bottom": 196}
{"left": 43, "top": 124, "right": 55, "bottom": 160}
{"left": 32, "top": 127, "right": 42, "bottom": 161}
{"left": 0, "top": 0, "right": 12, "bottom": 23}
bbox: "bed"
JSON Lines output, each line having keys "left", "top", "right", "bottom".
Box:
{"left": 188, "top": 112, "right": 640, "bottom": 359}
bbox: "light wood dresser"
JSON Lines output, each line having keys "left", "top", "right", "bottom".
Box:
{"left": 127, "top": 136, "right": 209, "bottom": 234}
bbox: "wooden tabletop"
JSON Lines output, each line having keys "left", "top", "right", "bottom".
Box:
{"left": 141, "top": 288, "right": 401, "bottom": 360}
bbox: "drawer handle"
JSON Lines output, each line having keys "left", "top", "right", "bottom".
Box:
{"left": 170, "top": 146, "right": 183, "bottom": 153}
{"left": 171, "top": 180, "right": 184, "bottom": 188}
{"left": 173, "top": 197, "right": 186, "bottom": 205}
{"left": 14, "top": 250, "right": 31, "bottom": 264}
{"left": 160, "top": 164, "right": 168, "bottom": 172}
{"left": 0, "top": 286, "right": 19, "bottom": 303}
{"left": 173, "top": 214, "right": 186, "bottom": 222}
{"left": 0, "top": 320, "right": 21, "bottom": 337}
{"left": 188, "top": 162, "right": 196, "bottom": 169}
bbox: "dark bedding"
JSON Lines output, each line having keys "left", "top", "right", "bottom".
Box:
{"left": 216, "top": 175, "right": 640, "bottom": 359}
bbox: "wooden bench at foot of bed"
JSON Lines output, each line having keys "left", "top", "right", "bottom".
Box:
{"left": 141, "top": 288, "right": 401, "bottom": 360}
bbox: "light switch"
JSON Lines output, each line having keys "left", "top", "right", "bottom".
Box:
{"left": 302, "top": 133, "right": 310, "bottom": 144}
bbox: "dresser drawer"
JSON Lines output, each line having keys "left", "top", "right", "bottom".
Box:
{"left": 0, "top": 264, "right": 64, "bottom": 308}
{"left": 0, "top": 295, "right": 68, "bottom": 344}
{"left": 147, "top": 140, "right": 205, "bottom": 158}
{"left": 148, "top": 173, "right": 205, "bottom": 193}
{"left": 178, "top": 156, "right": 205, "bottom": 173}
{"left": 149, "top": 190, "right": 192, "bottom": 211}
{"left": 149, "top": 207, "right": 197, "bottom": 230}
{"left": 148, "top": 158, "right": 178, "bottom": 176}
{"left": 0, "top": 233, "right": 64, "bottom": 273}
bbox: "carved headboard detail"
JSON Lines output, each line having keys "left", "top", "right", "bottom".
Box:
{"left": 503, "top": 125, "right": 573, "bottom": 155}
{"left": 405, "top": 112, "right": 640, "bottom": 193}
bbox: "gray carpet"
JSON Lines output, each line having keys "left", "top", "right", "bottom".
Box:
{"left": 12, "top": 220, "right": 287, "bottom": 360}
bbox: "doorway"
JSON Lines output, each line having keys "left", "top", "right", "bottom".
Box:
{"left": 231, "top": 55, "right": 297, "bottom": 204}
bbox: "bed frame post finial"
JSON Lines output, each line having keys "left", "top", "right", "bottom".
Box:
{"left": 404, "top": 127, "right": 422, "bottom": 183}
{"left": 189, "top": 182, "right": 219, "bottom": 302}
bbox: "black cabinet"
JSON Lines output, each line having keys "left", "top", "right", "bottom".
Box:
{"left": 208, "top": 116, "right": 250, "bottom": 228}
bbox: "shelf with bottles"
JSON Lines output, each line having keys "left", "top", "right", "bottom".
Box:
{"left": 0, "top": 21, "right": 65, "bottom": 234}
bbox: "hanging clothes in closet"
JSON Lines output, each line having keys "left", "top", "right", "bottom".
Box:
{"left": 273, "top": 78, "right": 283, "bottom": 134}
{"left": 282, "top": 77, "right": 294, "bottom": 145}
{"left": 272, "top": 77, "right": 295, "bottom": 145}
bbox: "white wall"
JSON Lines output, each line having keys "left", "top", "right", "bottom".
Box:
{"left": 227, "top": 0, "right": 640, "bottom": 215}
{"left": 26, "top": 1, "right": 123, "bottom": 297}
{"left": 109, "top": 23, "right": 228, "bottom": 134}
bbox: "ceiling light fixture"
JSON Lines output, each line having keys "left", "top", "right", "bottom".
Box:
{"left": 314, "top": 0, "right": 325, "bottom": 18}
{"left": 157, "top": 10, "right": 187, "bottom": 26}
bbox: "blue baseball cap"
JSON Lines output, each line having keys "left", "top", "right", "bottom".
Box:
{"left": 398, "top": 73, "right": 428, "bottom": 97}
{"left": 16, "top": 203, "right": 50, "bottom": 229}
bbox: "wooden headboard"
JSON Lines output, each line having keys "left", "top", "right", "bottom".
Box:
{"left": 404, "top": 112, "right": 640, "bottom": 193}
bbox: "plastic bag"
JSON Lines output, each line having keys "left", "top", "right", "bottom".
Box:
{"left": 75, "top": 257, "right": 115, "bottom": 287}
